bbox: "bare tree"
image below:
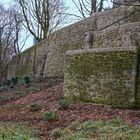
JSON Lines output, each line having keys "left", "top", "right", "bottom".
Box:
{"left": 16, "top": 0, "right": 68, "bottom": 42}
{"left": 10, "top": 5, "right": 30, "bottom": 54}
{"left": 71, "top": 0, "right": 106, "bottom": 19}
{"left": 0, "top": 4, "right": 28, "bottom": 81}
{"left": 0, "top": 5, "right": 15, "bottom": 80}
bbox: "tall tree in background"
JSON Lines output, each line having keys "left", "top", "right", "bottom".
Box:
{"left": 0, "top": 5, "right": 15, "bottom": 80}
{"left": 16, "top": 0, "right": 68, "bottom": 42}
{"left": 10, "top": 5, "right": 29, "bottom": 54}
{"left": 0, "top": 4, "right": 27, "bottom": 80}
{"left": 71, "top": 0, "right": 105, "bottom": 19}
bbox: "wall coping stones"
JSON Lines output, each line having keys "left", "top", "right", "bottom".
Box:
{"left": 66, "top": 46, "right": 137, "bottom": 56}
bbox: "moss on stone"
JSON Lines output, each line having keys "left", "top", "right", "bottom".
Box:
{"left": 64, "top": 49, "right": 137, "bottom": 106}
{"left": 17, "top": 64, "right": 32, "bottom": 77}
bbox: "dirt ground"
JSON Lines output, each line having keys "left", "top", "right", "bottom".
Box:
{"left": 0, "top": 82, "right": 140, "bottom": 140}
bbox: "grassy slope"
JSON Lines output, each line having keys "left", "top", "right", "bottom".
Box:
{"left": 0, "top": 79, "right": 139, "bottom": 139}
{"left": 52, "top": 118, "right": 140, "bottom": 140}
{"left": 0, "top": 123, "right": 39, "bottom": 140}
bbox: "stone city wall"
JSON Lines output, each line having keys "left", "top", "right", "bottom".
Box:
{"left": 4, "top": 5, "right": 140, "bottom": 106}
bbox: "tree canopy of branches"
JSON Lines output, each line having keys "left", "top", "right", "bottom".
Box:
{"left": 16, "top": 0, "right": 68, "bottom": 42}
{"left": 71, "top": 0, "right": 106, "bottom": 19}
{"left": 0, "top": 4, "right": 27, "bottom": 80}
{"left": 0, "top": 5, "right": 14, "bottom": 73}
{"left": 10, "top": 5, "right": 29, "bottom": 54}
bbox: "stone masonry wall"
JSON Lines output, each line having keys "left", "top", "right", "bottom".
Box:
{"left": 43, "top": 6, "right": 140, "bottom": 77}
{"left": 7, "top": 40, "right": 48, "bottom": 79}
{"left": 49, "top": 6, "right": 140, "bottom": 49}
{"left": 64, "top": 47, "right": 138, "bottom": 106}
{"left": 6, "top": 6, "right": 140, "bottom": 79}
{"left": 93, "top": 22, "right": 140, "bottom": 48}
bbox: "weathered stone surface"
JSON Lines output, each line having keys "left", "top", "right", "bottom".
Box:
{"left": 7, "top": 40, "right": 48, "bottom": 79}
{"left": 93, "top": 22, "right": 140, "bottom": 48}
{"left": 49, "top": 6, "right": 140, "bottom": 49}
{"left": 113, "top": 0, "right": 140, "bottom": 8}
{"left": 64, "top": 47, "right": 138, "bottom": 106}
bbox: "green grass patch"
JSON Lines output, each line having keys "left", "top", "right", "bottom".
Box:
{"left": 59, "top": 99, "right": 70, "bottom": 110}
{"left": 0, "top": 122, "right": 39, "bottom": 140}
{"left": 51, "top": 118, "right": 140, "bottom": 140}
{"left": 29, "top": 103, "right": 42, "bottom": 112}
{"left": 43, "top": 111, "right": 59, "bottom": 122}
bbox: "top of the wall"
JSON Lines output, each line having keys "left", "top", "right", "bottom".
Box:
{"left": 66, "top": 46, "right": 137, "bottom": 56}
{"left": 113, "top": 0, "right": 140, "bottom": 8}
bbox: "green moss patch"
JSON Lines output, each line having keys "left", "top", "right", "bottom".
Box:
{"left": 64, "top": 49, "right": 137, "bottom": 106}
{"left": 18, "top": 64, "right": 32, "bottom": 77}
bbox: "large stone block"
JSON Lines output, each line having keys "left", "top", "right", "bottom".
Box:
{"left": 64, "top": 47, "right": 138, "bottom": 106}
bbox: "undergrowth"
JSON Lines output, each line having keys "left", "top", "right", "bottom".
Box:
{"left": 0, "top": 122, "right": 39, "bottom": 140}
{"left": 51, "top": 118, "right": 140, "bottom": 140}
